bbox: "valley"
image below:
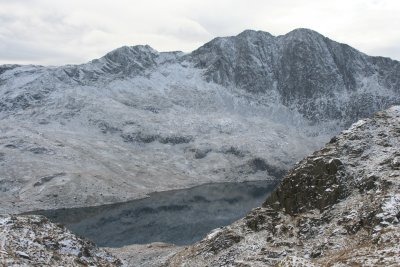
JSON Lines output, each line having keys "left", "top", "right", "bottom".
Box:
{"left": 0, "top": 28, "right": 399, "bottom": 266}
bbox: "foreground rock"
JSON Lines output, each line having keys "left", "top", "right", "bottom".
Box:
{"left": 0, "top": 215, "right": 121, "bottom": 266}
{"left": 166, "top": 106, "right": 400, "bottom": 266}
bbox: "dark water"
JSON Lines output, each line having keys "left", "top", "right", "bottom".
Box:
{"left": 28, "top": 181, "right": 277, "bottom": 247}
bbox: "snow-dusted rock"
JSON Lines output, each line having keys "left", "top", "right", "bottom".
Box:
{"left": 0, "top": 215, "right": 121, "bottom": 266}
{"left": 189, "top": 28, "right": 400, "bottom": 124}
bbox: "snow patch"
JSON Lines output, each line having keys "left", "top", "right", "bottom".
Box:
{"left": 205, "top": 228, "right": 223, "bottom": 240}
{"left": 59, "top": 239, "right": 80, "bottom": 256}
{"left": 376, "top": 194, "right": 400, "bottom": 224}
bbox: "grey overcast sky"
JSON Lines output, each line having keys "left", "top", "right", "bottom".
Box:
{"left": 0, "top": 0, "right": 399, "bottom": 65}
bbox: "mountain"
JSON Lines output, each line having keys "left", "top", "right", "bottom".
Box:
{"left": 189, "top": 29, "right": 400, "bottom": 123}
{"left": 166, "top": 106, "right": 400, "bottom": 266}
{"left": 0, "top": 29, "right": 399, "bottom": 213}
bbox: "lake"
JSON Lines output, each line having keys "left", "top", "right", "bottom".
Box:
{"left": 28, "top": 180, "right": 278, "bottom": 247}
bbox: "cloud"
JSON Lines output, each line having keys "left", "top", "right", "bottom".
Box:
{"left": 0, "top": 0, "right": 399, "bottom": 65}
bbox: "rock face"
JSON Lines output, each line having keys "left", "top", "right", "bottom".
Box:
{"left": 0, "top": 215, "right": 121, "bottom": 266}
{"left": 166, "top": 106, "right": 400, "bottom": 266}
{"left": 189, "top": 29, "right": 400, "bottom": 123}
{"left": 0, "top": 29, "right": 399, "bottom": 213}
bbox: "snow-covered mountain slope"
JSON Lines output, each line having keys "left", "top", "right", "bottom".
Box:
{"left": 0, "top": 29, "right": 399, "bottom": 213}
{"left": 166, "top": 106, "right": 400, "bottom": 267}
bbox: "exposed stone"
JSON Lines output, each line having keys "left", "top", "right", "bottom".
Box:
{"left": 0, "top": 215, "right": 121, "bottom": 266}
{"left": 265, "top": 156, "right": 346, "bottom": 215}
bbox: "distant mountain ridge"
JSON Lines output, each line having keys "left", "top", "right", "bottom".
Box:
{"left": 0, "top": 28, "right": 399, "bottom": 213}
{"left": 2, "top": 28, "right": 399, "bottom": 123}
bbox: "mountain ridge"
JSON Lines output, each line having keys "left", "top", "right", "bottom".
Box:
{"left": 189, "top": 28, "right": 400, "bottom": 123}
{"left": 0, "top": 28, "right": 399, "bottom": 214}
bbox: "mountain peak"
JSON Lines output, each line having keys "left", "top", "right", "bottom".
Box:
{"left": 74, "top": 44, "right": 160, "bottom": 77}
{"left": 236, "top": 29, "right": 274, "bottom": 38}
{"left": 283, "top": 28, "right": 326, "bottom": 40}
{"left": 102, "top": 45, "right": 158, "bottom": 62}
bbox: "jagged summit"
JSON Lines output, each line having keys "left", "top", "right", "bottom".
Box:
{"left": 94, "top": 44, "right": 159, "bottom": 74}
{"left": 189, "top": 28, "right": 400, "bottom": 123}
{"left": 199, "top": 28, "right": 325, "bottom": 46}
{"left": 236, "top": 29, "right": 274, "bottom": 38}
{"left": 236, "top": 28, "right": 324, "bottom": 40}
{"left": 193, "top": 28, "right": 325, "bottom": 51}
{"left": 101, "top": 44, "right": 158, "bottom": 60}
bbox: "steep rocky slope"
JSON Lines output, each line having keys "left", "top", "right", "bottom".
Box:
{"left": 166, "top": 106, "right": 400, "bottom": 266}
{"left": 1, "top": 29, "right": 399, "bottom": 213}
{"left": 189, "top": 29, "right": 400, "bottom": 123}
{"left": 0, "top": 215, "right": 121, "bottom": 266}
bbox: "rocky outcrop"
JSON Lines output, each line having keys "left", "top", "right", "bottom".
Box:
{"left": 166, "top": 106, "right": 400, "bottom": 266}
{"left": 0, "top": 215, "right": 121, "bottom": 266}
{"left": 265, "top": 156, "right": 346, "bottom": 215}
